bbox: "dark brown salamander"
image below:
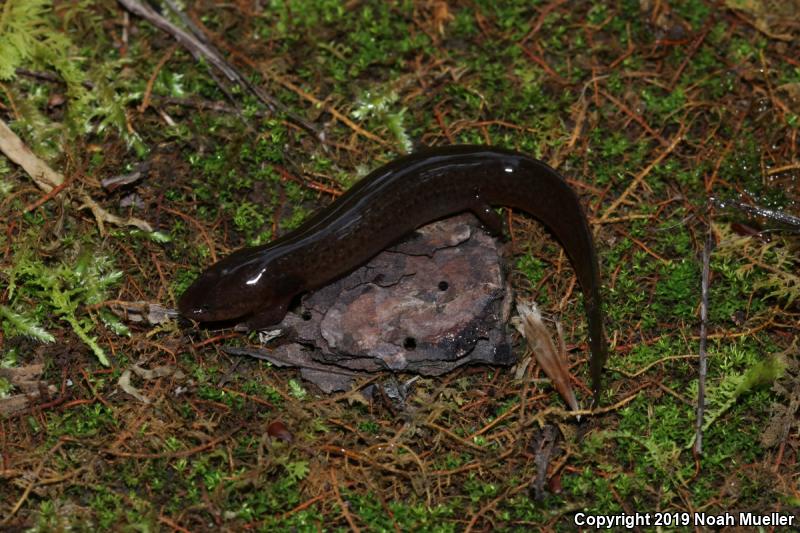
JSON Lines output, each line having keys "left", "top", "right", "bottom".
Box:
{"left": 179, "top": 145, "right": 608, "bottom": 397}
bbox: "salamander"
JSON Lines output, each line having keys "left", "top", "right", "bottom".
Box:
{"left": 178, "top": 145, "right": 608, "bottom": 397}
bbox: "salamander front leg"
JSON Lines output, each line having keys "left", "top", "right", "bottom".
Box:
{"left": 242, "top": 296, "right": 294, "bottom": 331}
{"left": 470, "top": 203, "right": 504, "bottom": 238}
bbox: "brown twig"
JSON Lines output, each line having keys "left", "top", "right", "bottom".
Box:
{"left": 629, "top": 235, "right": 670, "bottom": 263}
{"left": 157, "top": 514, "right": 194, "bottom": 533}
{"left": 520, "top": 0, "right": 568, "bottom": 44}
{"left": 139, "top": 44, "right": 179, "bottom": 113}
{"left": 162, "top": 206, "right": 218, "bottom": 262}
{"left": 519, "top": 45, "right": 566, "bottom": 83}
{"left": 274, "top": 164, "right": 343, "bottom": 197}
{"left": 105, "top": 427, "right": 241, "bottom": 458}
{"left": 0, "top": 82, "right": 20, "bottom": 120}
{"left": 599, "top": 89, "right": 670, "bottom": 147}
{"left": 116, "top": 0, "right": 318, "bottom": 137}
{"left": 268, "top": 73, "right": 393, "bottom": 147}
{"left": 319, "top": 444, "right": 412, "bottom": 477}
{"left": 191, "top": 332, "right": 240, "bottom": 349}
{"left": 669, "top": 20, "right": 713, "bottom": 89}
{"left": 21, "top": 176, "right": 73, "bottom": 213}
{"left": 766, "top": 163, "right": 800, "bottom": 175}
{"left": 424, "top": 421, "right": 489, "bottom": 452}
{"left": 433, "top": 104, "right": 455, "bottom": 143}
{"left": 330, "top": 470, "right": 361, "bottom": 532}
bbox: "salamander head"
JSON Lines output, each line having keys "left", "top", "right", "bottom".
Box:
{"left": 178, "top": 248, "right": 295, "bottom": 327}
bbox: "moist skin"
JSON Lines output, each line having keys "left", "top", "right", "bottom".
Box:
{"left": 178, "top": 145, "right": 608, "bottom": 398}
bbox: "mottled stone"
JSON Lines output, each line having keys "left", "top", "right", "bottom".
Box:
{"left": 262, "top": 213, "right": 513, "bottom": 392}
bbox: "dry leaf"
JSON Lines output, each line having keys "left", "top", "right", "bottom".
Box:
{"left": 118, "top": 369, "right": 151, "bottom": 404}
{"left": 513, "top": 301, "right": 579, "bottom": 411}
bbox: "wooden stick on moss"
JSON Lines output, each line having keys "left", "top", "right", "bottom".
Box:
{"left": 117, "top": 0, "right": 319, "bottom": 138}
{"left": 694, "top": 226, "right": 715, "bottom": 456}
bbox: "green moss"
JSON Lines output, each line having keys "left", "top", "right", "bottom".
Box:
{"left": 640, "top": 87, "right": 687, "bottom": 120}
{"left": 563, "top": 465, "right": 623, "bottom": 512}
{"left": 344, "top": 491, "right": 457, "bottom": 532}
{"left": 48, "top": 404, "right": 117, "bottom": 438}
{"left": 197, "top": 384, "right": 246, "bottom": 409}
{"left": 2, "top": 243, "right": 125, "bottom": 365}
{"left": 708, "top": 251, "right": 767, "bottom": 324}
{"left": 516, "top": 255, "right": 547, "bottom": 286}
{"left": 653, "top": 258, "right": 700, "bottom": 321}
{"left": 240, "top": 379, "right": 284, "bottom": 405}
{"left": 434, "top": 451, "right": 472, "bottom": 470}
{"left": 230, "top": 470, "right": 305, "bottom": 522}
{"left": 671, "top": 0, "right": 712, "bottom": 28}
{"left": 357, "top": 419, "right": 380, "bottom": 434}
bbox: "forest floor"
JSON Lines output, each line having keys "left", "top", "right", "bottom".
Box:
{"left": 1, "top": 0, "right": 798, "bottom": 530}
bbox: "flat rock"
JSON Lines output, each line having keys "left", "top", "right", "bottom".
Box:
{"left": 263, "top": 213, "right": 514, "bottom": 391}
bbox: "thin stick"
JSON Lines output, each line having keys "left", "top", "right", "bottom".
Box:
{"left": 116, "top": 0, "right": 318, "bottom": 137}
{"left": 599, "top": 89, "right": 669, "bottom": 147}
{"left": 766, "top": 163, "right": 800, "bottom": 175}
{"left": 105, "top": 428, "right": 240, "bottom": 459}
{"left": 139, "top": 44, "right": 178, "bottom": 113}
{"left": 268, "top": 73, "right": 392, "bottom": 147}
{"left": 609, "top": 354, "right": 698, "bottom": 378}
{"left": 330, "top": 470, "right": 361, "bottom": 532}
{"left": 694, "top": 226, "right": 714, "bottom": 456}
{"left": 712, "top": 198, "right": 800, "bottom": 229}
{"left": 21, "top": 176, "right": 73, "bottom": 213}
{"left": 157, "top": 515, "right": 193, "bottom": 533}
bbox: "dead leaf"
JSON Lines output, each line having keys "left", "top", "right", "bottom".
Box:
{"left": 513, "top": 301, "right": 579, "bottom": 411}
{"left": 131, "top": 364, "right": 185, "bottom": 380}
{"left": 118, "top": 369, "right": 151, "bottom": 403}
